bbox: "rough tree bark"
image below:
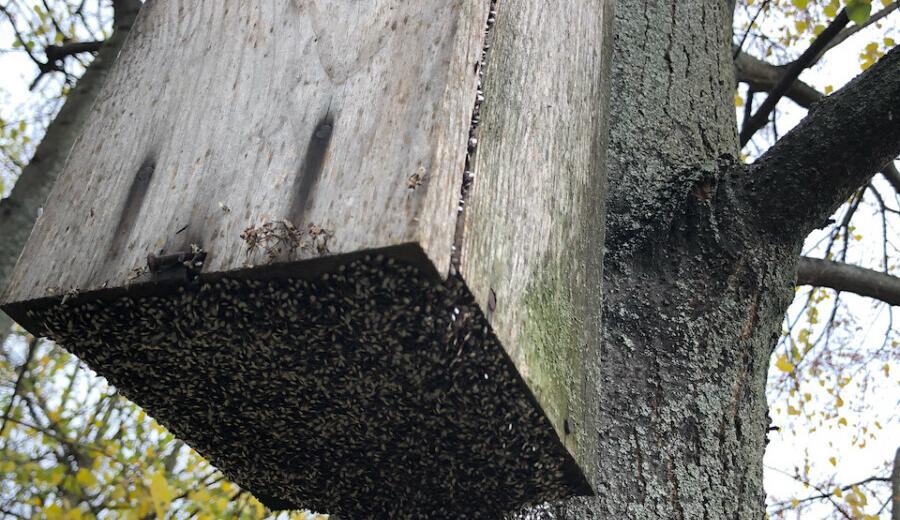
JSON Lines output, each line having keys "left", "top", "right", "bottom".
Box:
{"left": 519, "top": 1, "right": 900, "bottom": 518}
{"left": 735, "top": 49, "right": 900, "bottom": 198}
{"left": 0, "top": 0, "right": 141, "bottom": 344}
{"left": 893, "top": 447, "right": 900, "bottom": 520}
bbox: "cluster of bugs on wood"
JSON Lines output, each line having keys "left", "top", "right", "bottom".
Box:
{"left": 27, "top": 254, "right": 582, "bottom": 518}
{"left": 240, "top": 220, "right": 332, "bottom": 261}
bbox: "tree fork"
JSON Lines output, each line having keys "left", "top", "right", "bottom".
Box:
{"left": 740, "top": 44, "right": 900, "bottom": 239}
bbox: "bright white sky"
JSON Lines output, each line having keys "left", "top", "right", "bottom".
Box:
{"left": 738, "top": 8, "right": 900, "bottom": 518}
{"left": 1, "top": 3, "right": 898, "bottom": 519}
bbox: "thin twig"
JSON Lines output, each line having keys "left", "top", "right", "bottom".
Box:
{"left": 740, "top": 9, "right": 851, "bottom": 146}
{"left": 0, "top": 336, "right": 38, "bottom": 440}
{"left": 734, "top": 0, "right": 771, "bottom": 59}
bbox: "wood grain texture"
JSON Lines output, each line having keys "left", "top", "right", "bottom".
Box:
{"left": 2, "top": 0, "right": 615, "bottom": 496}
{"left": 3, "top": 0, "right": 489, "bottom": 303}
{"left": 460, "top": 0, "right": 613, "bottom": 490}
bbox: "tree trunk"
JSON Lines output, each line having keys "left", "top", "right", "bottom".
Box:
{"left": 522, "top": 1, "right": 797, "bottom": 517}
{"left": 893, "top": 447, "right": 900, "bottom": 520}
{"left": 0, "top": 0, "right": 141, "bottom": 344}
{"left": 518, "top": 0, "right": 900, "bottom": 516}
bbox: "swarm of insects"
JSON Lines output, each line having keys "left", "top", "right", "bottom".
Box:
{"left": 29, "top": 251, "right": 581, "bottom": 518}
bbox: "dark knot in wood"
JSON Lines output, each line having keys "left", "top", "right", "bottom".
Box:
{"left": 146, "top": 250, "right": 207, "bottom": 273}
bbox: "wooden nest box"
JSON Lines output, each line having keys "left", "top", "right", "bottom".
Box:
{"left": 2, "top": 1, "right": 611, "bottom": 517}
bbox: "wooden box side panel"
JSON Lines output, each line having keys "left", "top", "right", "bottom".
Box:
{"left": 460, "top": 0, "right": 614, "bottom": 486}
{"left": 3, "top": 0, "right": 489, "bottom": 304}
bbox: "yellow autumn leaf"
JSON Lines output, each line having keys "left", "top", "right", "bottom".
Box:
{"left": 834, "top": 486, "right": 842, "bottom": 498}
{"left": 45, "top": 504, "right": 64, "bottom": 520}
{"left": 852, "top": 486, "right": 868, "bottom": 506}
{"left": 248, "top": 496, "right": 266, "bottom": 518}
{"left": 75, "top": 468, "right": 98, "bottom": 489}
{"left": 829, "top": 456, "right": 837, "bottom": 466}
{"left": 47, "top": 466, "right": 66, "bottom": 486}
{"left": 838, "top": 417, "right": 848, "bottom": 426}
{"left": 775, "top": 354, "right": 795, "bottom": 373}
{"left": 787, "top": 405, "right": 802, "bottom": 416}
{"left": 150, "top": 471, "right": 172, "bottom": 519}
{"left": 110, "top": 484, "right": 127, "bottom": 502}
{"left": 46, "top": 409, "right": 62, "bottom": 424}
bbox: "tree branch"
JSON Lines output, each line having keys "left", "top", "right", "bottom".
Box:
{"left": 737, "top": 45, "right": 900, "bottom": 237}
{"left": 739, "top": 9, "right": 850, "bottom": 146}
{"left": 112, "top": 0, "right": 142, "bottom": 32}
{"left": 733, "top": 0, "right": 771, "bottom": 59}
{"left": 771, "top": 474, "right": 891, "bottom": 508}
{"left": 883, "top": 162, "right": 900, "bottom": 195}
{"left": 735, "top": 52, "right": 900, "bottom": 197}
{"left": 797, "top": 257, "right": 900, "bottom": 306}
{"left": 0, "top": 336, "right": 38, "bottom": 440}
{"left": 0, "top": 4, "right": 45, "bottom": 70}
{"left": 734, "top": 50, "right": 823, "bottom": 109}
{"left": 45, "top": 40, "right": 104, "bottom": 62}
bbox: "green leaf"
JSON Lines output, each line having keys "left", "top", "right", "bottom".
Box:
{"left": 845, "top": 0, "right": 872, "bottom": 24}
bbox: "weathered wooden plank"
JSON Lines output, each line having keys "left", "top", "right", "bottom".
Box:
{"left": 3, "top": 0, "right": 486, "bottom": 303}
{"left": 2, "top": 0, "right": 615, "bottom": 515}
{"left": 460, "top": 0, "right": 614, "bottom": 491}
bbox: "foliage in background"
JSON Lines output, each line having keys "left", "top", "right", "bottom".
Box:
{"left": 0, "top": 0, "right": 107, "bottom": 196}
{"left": 734, "top": 0, "right": 899, "bottom": 517}
{"left": 1, "top": 332, "right": 274, "bottom": 519}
